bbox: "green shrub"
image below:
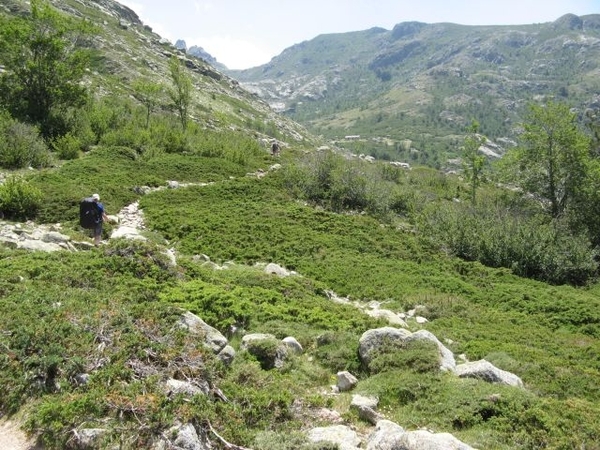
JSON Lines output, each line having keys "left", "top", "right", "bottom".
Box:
{"left": 313, "top": 331, "right": 362, "bottom": 373}
{"left": 418, "top": 202, "right": 598, "bottom": 285}
{"left": 52, "top": 132, "right": 81, "bottom": 160}
{"left": 0, "top": 113, "right": 52, "bottom": 169}
{"left": 243, "top": 337, "right": 282, "bottom": 370}
{"left": 368, "top": 339, "right": 441, "bottom": 374}
{"left": 0, "top": 176, "right": 43, "bottom": 219}
{"left": 282, "top": 151, "right": 409, "bottom": 219}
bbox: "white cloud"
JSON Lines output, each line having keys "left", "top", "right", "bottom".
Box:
{"left": 188, "top": 35, "right": 274, "bottom": 69}
{"left": 193, "top": 1, "right": 214, "bottom": 13}
{"left": 116, "top": 0, "right": 144, "bottom": 14}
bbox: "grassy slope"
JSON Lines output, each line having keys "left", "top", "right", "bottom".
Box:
{"left": 0, "top": 146, "right": 599, "bottom": 448}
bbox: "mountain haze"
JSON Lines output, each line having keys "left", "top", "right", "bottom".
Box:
{"left": 230, "top": 14, "right": 600, "bottom": 167}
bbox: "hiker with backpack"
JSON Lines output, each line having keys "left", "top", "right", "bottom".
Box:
{"left": 80, "top": 193, "right": 108, "bottom": 246}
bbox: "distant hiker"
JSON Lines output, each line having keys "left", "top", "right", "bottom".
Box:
{"left": 271, "top": 140, "right": 281, "bottom": 156}
{"left": 80, "top": 193, "right": 108, "bottom": 246}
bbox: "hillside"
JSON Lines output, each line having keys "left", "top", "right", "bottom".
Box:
{"left": 230, "top": 14, "right": 600, "bottom": 168}
{"left": 1, "top": 1, "right": 600, "bottom": 450}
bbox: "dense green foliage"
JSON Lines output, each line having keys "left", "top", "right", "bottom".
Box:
{"left": 0, "top": 0, "right": 92, "bottom": 138}
{"left": 504, "top": 101, "right": 592, "bottom": 219}
{"left": 0, "top": 111, "right": 52, "bottom": 169}
{"left": 0, "top": 176, "right": 43, "bottom": 219}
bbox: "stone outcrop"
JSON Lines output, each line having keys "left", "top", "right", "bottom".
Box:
{"left": 72, "top": 428, "right": 108, "bottom": 449}
{"left": 366, "top": 420, "right": 477, "bottom": 450}
{"left": 351, "top": 395, "right": 382, "bottom": 425}
{"left": 0, "top": 220, "right": 88, "bottom": 252}
{"left": 158, "top": 423, "right": 211, "bottom": 450}
{"left": 358, "top": 327, "right": 413, "bottom": 367}
{"left": 405, "top": 329, "right": 456, "bottom": 372}
{"left": 179, "top": 311, "right": 230, "bottom": 357}
{"left": 455, "top": 360, "right": 524, "bottom": 387}
{"left": 308, "top": 425, "right": 361, "bottom": 450}
{"left": 166, "top": 379, "right": 209, "bottom": 397}
{"left": 336, "top": 371, "right": 359, "bottom": 392}
{"left": 240, "top": 333, "right": 289, "bottom": 369}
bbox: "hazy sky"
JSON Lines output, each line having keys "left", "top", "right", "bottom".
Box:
{"left": 118, "top": 0, "right": 599, "bottom": 69}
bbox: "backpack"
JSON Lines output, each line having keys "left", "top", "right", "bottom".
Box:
{"left": 79, "top": 197, "right": 99, "bottom": 229}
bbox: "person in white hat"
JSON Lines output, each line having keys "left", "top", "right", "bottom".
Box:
{"left": 91, "top": 193, "right": 108, "bottom": 245}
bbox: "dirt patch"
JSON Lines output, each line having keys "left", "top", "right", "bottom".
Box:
{"left": 0, "top": 419, "right": 40, "bottom": 450}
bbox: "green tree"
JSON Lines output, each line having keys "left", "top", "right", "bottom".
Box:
{"left": 132, "top": 78, "right": 163, "bottom": 129}
{"left": 0, "top": 0, "right": 93, "bottom": 138}
{"left": 584, "top": 108, "right": 600, "bottom": 157}
{"left": 462, "top": 120, "right": 486, "bottom": 205}
{"left": 168, "top": 58, "right": 192, "bottom": 131}
{"left": 509, "top": 101, "right": 591, "bottom": 219}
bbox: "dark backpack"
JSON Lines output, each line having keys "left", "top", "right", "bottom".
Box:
{"left": 80, "top": 197, "right": 99, "bottom": 229}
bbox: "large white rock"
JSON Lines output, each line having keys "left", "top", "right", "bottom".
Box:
{"left": 110, "top": 226, "right": 146, "bottom": 241}
{"left": 282, "top": 336, "right": 303, "bottom": 354}
{"left": 367, "top": 421, "right": 477, "bottom": 450}
{"left": 336, "top": 371, "right": 358, "bottom": 392}
{"left": 17, "top": 239, "right": 62, "bottom": 252}
{"left": 166, "top": 379, "right": 208, "bottom": 397}
{"left": 308, "top": 425, "right": 361, "bottom": 450}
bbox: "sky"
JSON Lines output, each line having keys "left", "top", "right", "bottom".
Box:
{"left": 117, "top": 0, "right": 600, "bottom": 70}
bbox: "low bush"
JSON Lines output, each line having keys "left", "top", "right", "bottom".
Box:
{"left": 282, "top": 151, "right": 413, "bottom": 219}
{"left": 52, "top": 132, "right": 81, "bottom": 160}
{"left": 0, "top": 176, "right": 43, "bottom": 219}
{"left": 368, "top": 338, "right": 441, "bottom": 374}
{"left": 418, "top": 202, "right": 598, "bottom": 285}
{"left": 313, "top": 331, "right": 362, "bottom": 373}
{"left": 0, "top": 112, "right": 52, "bottom": 169}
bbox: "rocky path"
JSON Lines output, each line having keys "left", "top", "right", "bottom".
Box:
{"left": 0, "top": 419, "right": 39, "bottom": 450}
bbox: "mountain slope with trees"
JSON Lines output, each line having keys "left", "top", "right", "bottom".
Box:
{"left": 1, "top": 1, "right": 600, "bottom": 449}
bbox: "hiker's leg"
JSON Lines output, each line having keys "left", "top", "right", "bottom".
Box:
{"left": 94, "top": 223, "right": 102, "bottom": 245}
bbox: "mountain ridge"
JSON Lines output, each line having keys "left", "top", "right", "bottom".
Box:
{"left": 228, "top": 13, "right": 600, "bottom": 167}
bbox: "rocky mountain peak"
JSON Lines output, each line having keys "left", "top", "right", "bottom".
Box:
{"left": 175, "top": 39, "right": 187, "bottom": 51}
{"left": 59, "top": 0, "right": 142, "bottom": 26}
{"left": 553, "top": 13, "right": 583, "bottom": 30}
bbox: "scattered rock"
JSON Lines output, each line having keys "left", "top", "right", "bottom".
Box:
{"left": 263, "top": 262, "right": 296, "bottom": 277}
{"left": 351, "top": 395, "right": 382, "bottom": 425}
{"left": 406, "top": 329, "right": 456, "bottom": 372}
{"left": 166, "top": 423, "right": 211, "bottom": 450}
{"left": 455, "top": 360, "right": 524, "bottom": 387}
{"left": 241, "top": 333, "right": 288, "bottom": 369}
{"left": 166, "top": 379, "right": 209, "bottom": 397}
{"left": 72, "top": 428, "right": 107, "bottom": 449}
{"left": 366, "top": 420, "right": 477, "bottom": 450}
{"left": 358, "top": 327, "right": 456, "bottom": 372}
{"left": 308, "top": 425, "right": 361, "bottom": 450}
{"left": 217, "top": 345, "right": 236, "bottom": 365}
{"left": 358, "top": 327, "right": 412, "bottom": 367}
{"left": 282, "top": 336, "right": 303, "bottom": 354}
{"left": 179, "top": 311, "right": 229, "bottom": 354}
{"left": 337, "top": 371, "right": 359, "bottom": 392}
{"left": 365, "top": 308, "right": 408, "bottom": 327}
